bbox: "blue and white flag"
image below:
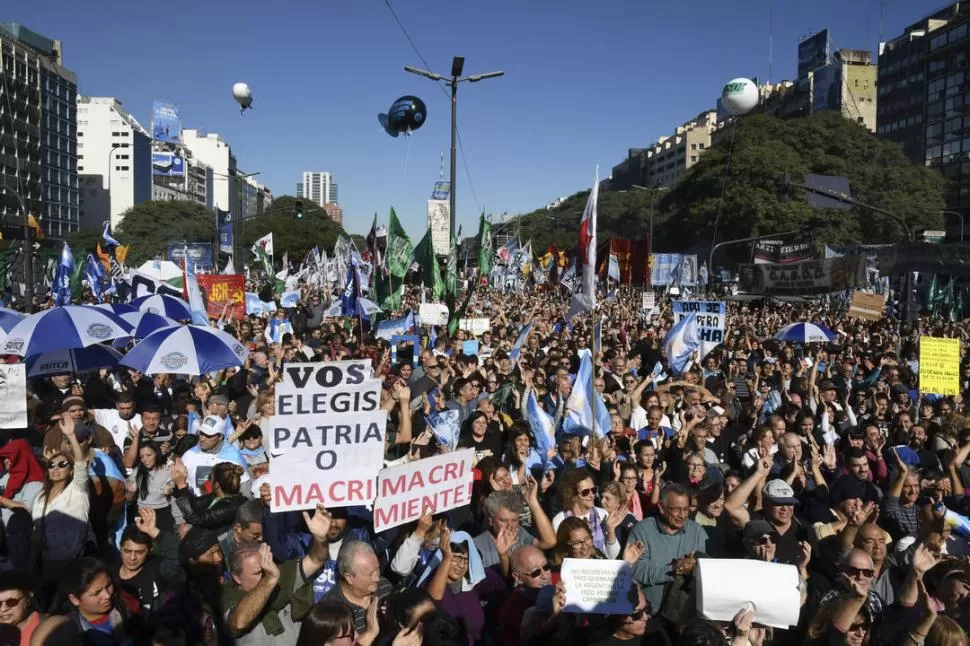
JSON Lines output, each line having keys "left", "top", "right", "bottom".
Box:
{"left": 218, "top": 210, "right": 234, "bottom": 255}
{"left": 429, "top": 409, "right": 460, "bottom": 452}
{"left": 102, "top": 221, "right": 121, "bottom": 249}
{"left": 324, "top": 258, "right": 382, "bottom": 319}
{"left": 375, "top": 311, "right": 413, "bottom": 341}
{"left": 663, "top": 310, "right": 700, "bottom": 377}
{"left": 607, "top": 252, "right": 620, "bottom": 282}
{"left": 51, "top": 243, "right": 75, "bottom": 306}
{"left": 526, "top": 391, "right": 556, "bottom": 465}
{"left": 280, "top": 290, "right": 300, "bottom": 309}
{"left": 245, "top": 292, "right": 277, "bottom": 315}
{"left": 562, "top": 353, "right": 611, "bottom": 438}
{"left": 84, "top": 254, "right": 107, "bottom": 303}
{"left": 509, "top": 322, "right": 533, "bottom": 362}
{"left": 182, "top": 257, "right": 209, "bottom": 326}
{"left": 593, "top": 317, "right": 603, "bottom": 358}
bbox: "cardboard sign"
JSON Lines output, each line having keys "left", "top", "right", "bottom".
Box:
{"left": 641, "top": 291, "right": 655, "bottom": 311}
{"left": 696, "top": 558, "right": 801, "bottom": 629}
{"left": 462, "top": 340, "right": 480, "bottom": 356}
{"left": 848, "top": 292, "right": 886, "bottom": 321}
{"left": 419, "top": 303, "right": 449, "bottom": 326}
{"left": 197, "top": 274, "right": 245, "bottom": 319}
{"left": 458, "top": 318, "right": 490, "bottom": 335}
{"left": 0, "top": 364, "right": 27, "bottom": 429}
{"left": 269, "top": 361, "right": 385, "bottom": 511}
{"left": 560, "top": 558, "right": 634, "bottom": 615}
{"left": 920, "top": 337, "right": 961, "bottom": 396}
{"left": 372, "top": 449, "right": 475, "bottom": 532}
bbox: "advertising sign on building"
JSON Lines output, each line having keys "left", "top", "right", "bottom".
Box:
{"left": 151, "top": 100, "right": 181, "bottom": 144}
{"left": 152, "top": 152, "right": 185, "bottom": 177}
{"left": 797, "top": 30, "right": 831, "bottom": 79}
{"left": 268, "top": 361, "right": 385, "bottom": 512}
{"left": 432, "top": 181, "right": 451, "bottom": 201}
{"left": 427, "top": 199, "right": 451, "bottom": 256}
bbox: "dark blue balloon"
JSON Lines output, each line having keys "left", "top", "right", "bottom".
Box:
{"left": 378, "top": 95, "right": 427, "bottom": 137}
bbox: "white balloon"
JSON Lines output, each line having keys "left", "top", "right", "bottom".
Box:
{"left": 721, "top": 78, "right": 758, "bottom": 116}
{"left": 232, "top": 82, "right": 252, "bottom": 110}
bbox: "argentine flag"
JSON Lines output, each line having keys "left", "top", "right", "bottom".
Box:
{"left": 526, "top": 390, "right": 556, "bottom": 465}
{"left": 561, "top": 353, "right": 611, "bottom": 438}
{"left": 663, "top": 310, "right": 700, "bottom": 377}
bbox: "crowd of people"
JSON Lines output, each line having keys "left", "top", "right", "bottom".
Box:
{"left": 0, "top": 280, "right": 968, "bottom": 646}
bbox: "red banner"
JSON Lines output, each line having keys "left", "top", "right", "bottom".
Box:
{"left": 597, "top": 238, "right": 651, "bottom": 285}
{"left": 197, "top": 274, "right": 246, "bottom": 320}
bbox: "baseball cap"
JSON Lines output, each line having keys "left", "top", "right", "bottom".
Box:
{"left": 762, "top": 479, "right": 800, "bottom": 505}
{"left": 743, "top": 519, "right": 780, "bottom": 542}
{"left": 198, "top": 415, "right": 225, "bottom": 436}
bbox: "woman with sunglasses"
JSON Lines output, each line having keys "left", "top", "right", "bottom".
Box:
{"left": 0, "top": 570, "right": 41, "bottom": 646}
{"left": 297, "top": 599, "right": 379, "bottom": 646}
{"left": 551, "top": 470, "right": 620, "bottom": 559}
{"left": 31, "top": 415, "right": 90, "bottom": 575}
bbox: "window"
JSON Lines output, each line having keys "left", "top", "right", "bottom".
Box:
{"left": 690, "top": 143, "right": 697, "bottom": 150}
{"left": 78, "top": 166, "right": 83, "bottom": 172}
{"left": 111, "top": 131, "right": 120, "bottom": 136}
{"left": 698, "top": 143, "right": 705, "bottom": 149}
{"left": 120, "top": 131, "right": 129, "bottom": 137}
{"left": 690, "top": 155, "right": 697, "bottom": 162}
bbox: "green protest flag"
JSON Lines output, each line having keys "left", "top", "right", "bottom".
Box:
{"left": 413, "top": 227, "right": 443, "bottom": 301}
{"left": 386, "top": 208, "right": 413, "bottom": 279}
{"left": 476, "top": 213, "right": 492, "bottom": 277}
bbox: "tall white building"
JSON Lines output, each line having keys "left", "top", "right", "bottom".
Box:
{"left": 297, "top": 171, "right": 337, "bottom": 207}
{"left": 181, "top": 129, "right": 237, "bottom": 213}
{"left": 76, "top": 96, "right": 152, "bottom": 230}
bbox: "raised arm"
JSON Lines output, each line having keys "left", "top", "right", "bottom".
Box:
{"left": 724, "top": 453, "right": 771, "bottom": 529}
{"left": 226, "top": 544, "right": 279, "bottom": 636}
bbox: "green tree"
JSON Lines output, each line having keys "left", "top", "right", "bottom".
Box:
{"left": 114, "top": 200, "right": 215, "bottom": 266}
{"left": 65, "top": 227, "right": 105, "bottom": 255}
{"left": 659, "top": 111, "right": 946, "bottom": 263}
{"left": 238, "top": 196, "right": 344, "bottom": 261}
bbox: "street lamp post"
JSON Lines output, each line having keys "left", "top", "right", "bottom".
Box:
{"left": 105, "top": 143, "right": 122, "bottom": 227}
{"left": 405, "top": 57, "right": 504, "bottom": 241}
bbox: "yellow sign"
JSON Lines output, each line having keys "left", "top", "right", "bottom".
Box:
{"left": 920, "top": 337, "right": 961, "bottom": 396}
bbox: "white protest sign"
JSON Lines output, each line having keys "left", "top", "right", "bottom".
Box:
{"left": 641, "top": 291, "right": 655, "bottom": 311}
{"left": 696, "top": 558, "right": 801, "bottom": 629}
{"left": 560, "top": 558, "right": 634, "bottom": 615}
{"left": 458, "top": 318, "right": 490, "bottom": 335}
{"left": 269, "top": 410, "right": 386, "bottom": 512}
{"left": 672, "top": 300, "right": 726, "bottom": 359}
{"left": 419, "top": 303, "right": 449, "bottom": 326}
{"left": 0, "top": 364, "right": 27, "bottom": 429}
{"left": 268, "top": 360, "right": 386, "bottom": 512}
{"left": 373, "top": 449, "right": 475, "bottom": 532}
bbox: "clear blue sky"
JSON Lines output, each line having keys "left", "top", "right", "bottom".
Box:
{"left": 8, "top": 0, "right": 948, "bottom": 237}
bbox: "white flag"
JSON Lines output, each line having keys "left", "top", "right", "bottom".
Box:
{"left": 567, "top": 167, "right": 599, "bottom": 318}
{"left": 254, "top": 232, "right": 274, "bottom": 257}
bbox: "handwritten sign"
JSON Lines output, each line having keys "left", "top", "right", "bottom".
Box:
{"left": 268, "top": 361, "right": 385, "bottom": 511}
{"left": 0, "top": 365, "right": 27, "bottom": 429}
{"left": 419, "top": 303, "right": 449, "bottom": 326}
{"left": 197, "top": 274, "right": 245, "bottom": 319}
{"left": 848, "top": 292, "right": 886, "bottom": 321}
{"left": 373, "top": 450, "right": 475, "bottom": 531}
{"left": 672, "top": 300, "right": 725, "bottom": 359}
{"left": 920, "top": 337, "right": 960, "bottom": 396}
{"left": 560, "top": 558, "right": 634, "bottom": 615}
{"left": 458, "top": 318, "right": 490, "bottom": 335}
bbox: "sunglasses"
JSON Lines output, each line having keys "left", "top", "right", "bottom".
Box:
{"left": 577, "top": 486, "right": 597, "bottom": 497}
{"left": 47, "top": 459, "right": 70, "bottom": 470}
{"left": 843, "top": 566, "right": 875, "bottom": 578}
{"left": 0, "top": 596, "right": 24, "bottom": 610}
{"left": 753, "top": 534, "right": 777, "bottom": 546}
{"left": 628, "top": 608, "right": 646, "bottom": 621}
{"left": 518, "top": 564, "right": 551, "bottom": 578}
{"left": 848, "top": 622, "right": 867, "bottom": 632}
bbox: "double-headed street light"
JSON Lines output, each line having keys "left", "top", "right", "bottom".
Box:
{"left": 405, "top": 57, "right": 503, "bottom": 240}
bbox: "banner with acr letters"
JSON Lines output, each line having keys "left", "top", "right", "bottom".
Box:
{"left": 268, "top": 361, "right": 385, "bottom": 512}
{"left": 197, "top": 274, "right": 245, "bottom": 319}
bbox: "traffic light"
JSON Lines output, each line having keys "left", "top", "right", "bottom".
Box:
{"left": 295, "top": 200, "right": 304, "bottom": 219}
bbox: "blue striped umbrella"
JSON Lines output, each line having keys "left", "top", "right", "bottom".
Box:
{"left": 131, "top": 294, "right": 192, "bottom": 320}
{"left": 120, "top": 325, "right": 248, "bottom": 375}
{"left": 773, "top": 322, "right": 836, "bottom": 344}
{"left": 26, "top": 344, "right": 123, "bottom": 378}
{"left": 94, "top": 303, "right": 138, "bottom": 316}
{"left": 0, "top": 308, "right": 25, "bottom": 334}
{"left": 121, "top": 311, "right": 179, "bottom": 339}
{"left": 1, "top": 306, "right": 133, "bottom": 357}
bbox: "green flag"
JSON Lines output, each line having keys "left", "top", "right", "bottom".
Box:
{"left": 448, "top": 276, "right": 476, "bottom": 337}
{"left": 413, "top": 227, "right": 443, "bottom": 301}
{"left": 445, "top": 231, "right": 458, "bottom": 304}
{"left": 476, "top": 213, "right": 492, "bottom": 277}
{"left": 386, "top": 208, "right": 413, "bottom": 279}
{"left": 70, "top": 249, "right": 86, "bottom": 301}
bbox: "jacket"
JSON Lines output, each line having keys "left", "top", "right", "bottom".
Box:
{"left": 173, "top": 491, "right": 246, "bottom": 535}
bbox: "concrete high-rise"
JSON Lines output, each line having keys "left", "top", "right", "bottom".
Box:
{"left": 298, "top": 171, "right": 337, "bottom": 207}
{"left": 76, "top": 97, "right": 152, "bottom": 230}
{"left": 0, "top": 22, "right": 79, "bottom": 237}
